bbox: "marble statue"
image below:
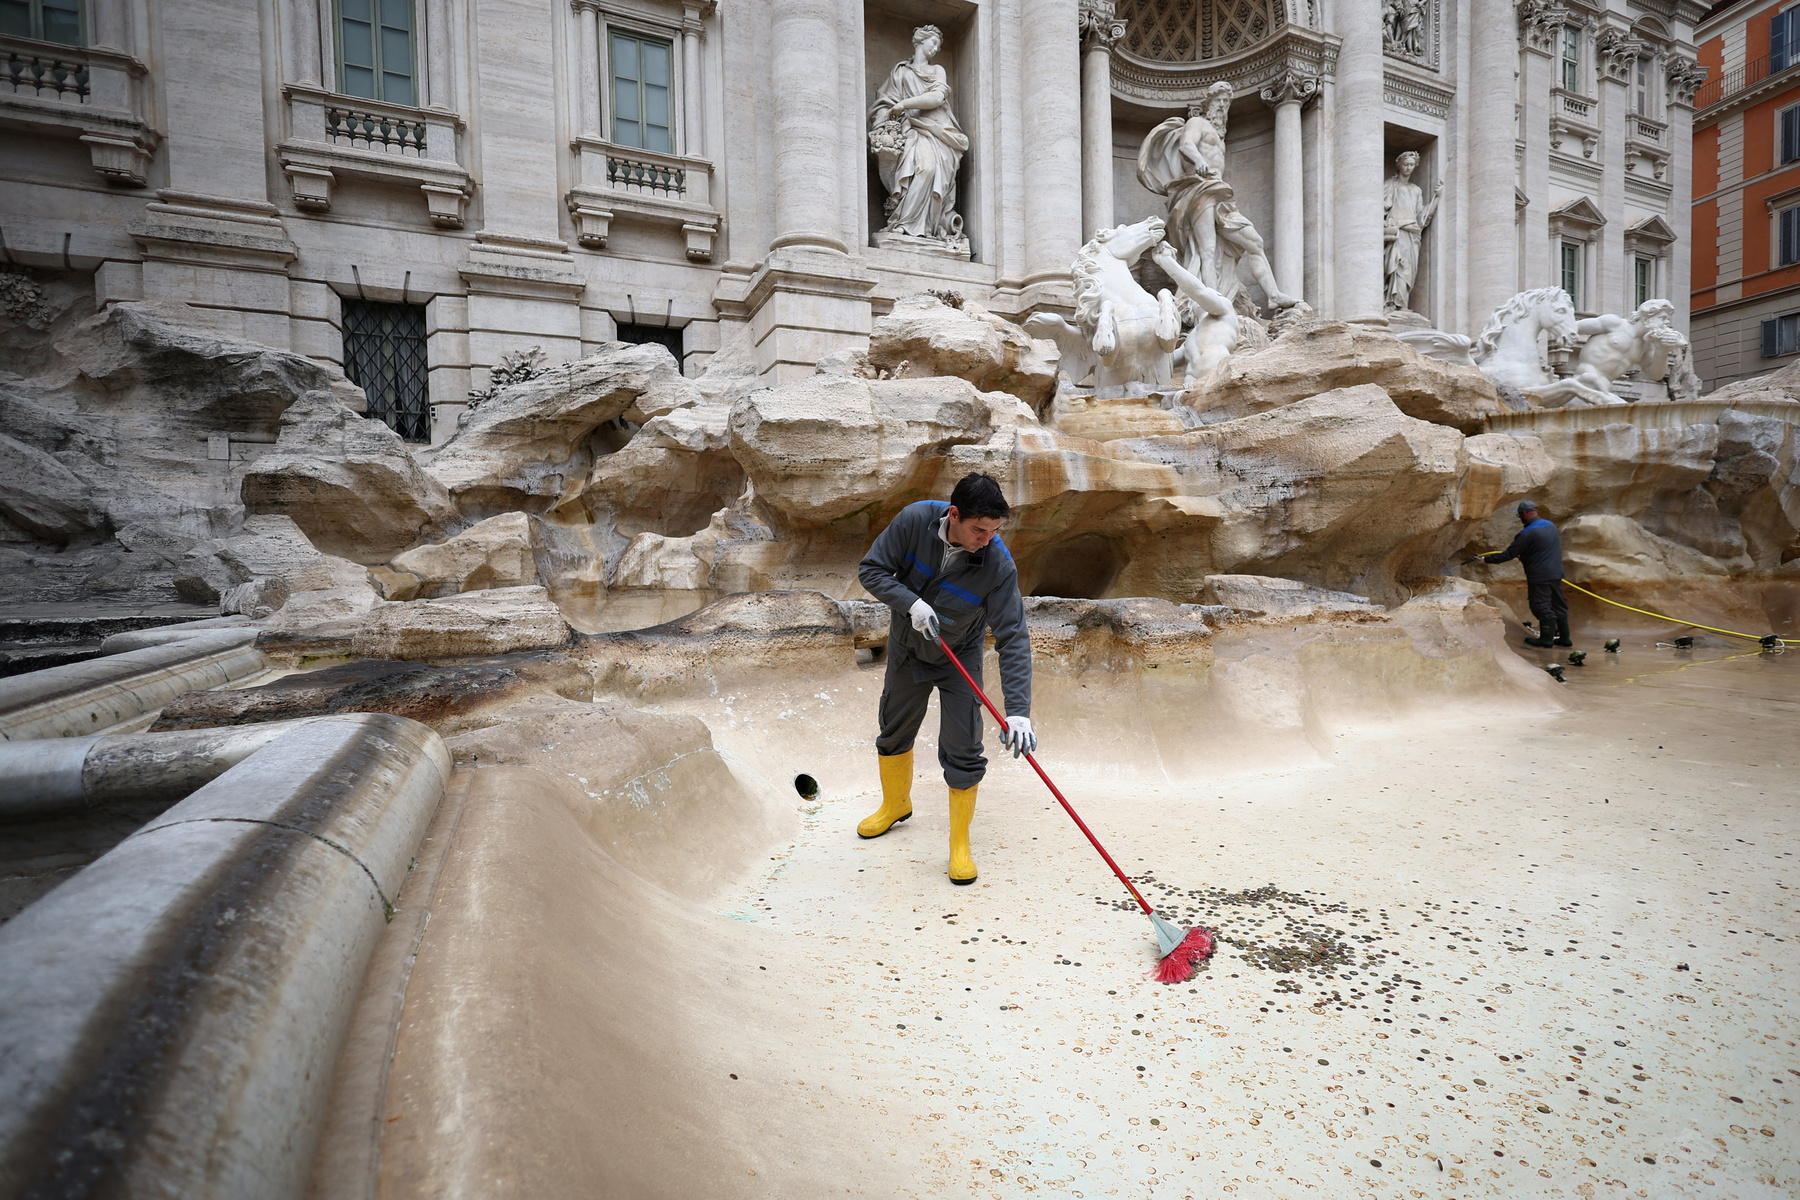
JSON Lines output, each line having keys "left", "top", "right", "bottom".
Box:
{"left": 1382, "top": 151, "right": 1440, "bottom": 315}
{"left": 869, "top": 25, "right": 970, "bottom": 256}
{"left": 1135, "top": 82, "right": 1299, "bottom": 311}
{"left": 1472, "top": 286, "right": 1580, "bottom": 393}
{"left": 1558, "top": 300, "right": 1689, "bottom": 402}
{"left": 1024, "top": 215, "right": 1234, "bottom": 391}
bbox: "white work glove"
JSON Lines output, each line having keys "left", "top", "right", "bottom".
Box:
{"left": 909, "top": 598, "right": 946, "bottom": 641}
{"left": 1001, "top": 715, "right": 1037, "bottom": 759}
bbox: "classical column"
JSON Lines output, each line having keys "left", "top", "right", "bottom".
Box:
{"left": 682, "top": 5, "right": 705, "bottom": 157}
{"left": 1078, "top": 0, "right": 1125, "bottom": 240}
{"left": 1021, "top": 0, "right": 1084, "bottom": 291}
{"left": 1467, "top": 0, "right": 1522, "bottom": 331}
{"left": 1330, "top": 0, "right": 1385, "bottom": 322}
{"left": 1260, "top": 67, "right": 1319, "bottom": 305}
{"left": 575, "top": 1, "right": 602, "bottom": 141}
{"left": 770, "top": 0, "right": 847, "bottom": 253}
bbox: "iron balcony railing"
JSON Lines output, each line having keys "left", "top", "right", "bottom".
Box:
{"left": 1695, "top": 50, "right": 1800, "bottom": 110}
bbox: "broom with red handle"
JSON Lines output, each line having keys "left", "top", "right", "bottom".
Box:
{"left": 934, "top": 634, "right": 1215, "bottom": 984}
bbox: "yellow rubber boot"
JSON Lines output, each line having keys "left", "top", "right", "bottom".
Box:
{"left": 857, "top": 751, "right": 914, "bottom": 838}
{"left": 948, "top": 784, "right": 978, "bottom": 885}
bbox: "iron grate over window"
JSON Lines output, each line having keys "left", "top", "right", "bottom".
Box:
{"left": 342, "top": 299, "right": 430, "bottom": 442}
{"left": 615, "top": 321, "right": 683, "bottom": 370}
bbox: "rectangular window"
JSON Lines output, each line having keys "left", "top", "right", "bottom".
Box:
{"left": 0, "top": 0, "right": 82, "bottom": 44}
{"left": 615, "top": 321, "right": 684, "bottom": 369}
{"left": 1761, "top": 312, "right": 1800, "bottom": 356}
{"left": 1782, "top": 204, "right": 1800, "bottom": 266}
{"left": 342, "top": 300, "right": 430, "bottom": 442}
{"left": 1634, "top": 56, "right": 1651, "bottom": 115}
{"left": 1635, "top": 256, "right": 1654, "bottom": 307}
{"left": 609, "top": 31, "right": 673, "bottom": 153}
{"left": 1561, "top": 241, "right": 1582, "bottom": 308}
{"left": 1774, "top": 7, "right": 1800, "bottom": 73}
{"left": 336, "top": 0, "right": 415, "bottom": 106}
{"left": 1561, "top": 27, "right": 1581, "bottom": 92}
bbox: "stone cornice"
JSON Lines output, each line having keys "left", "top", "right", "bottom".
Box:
{"left": 1384, "top": 67, "right": 1454, "bottom": 119}
{"left": 1110, "top": 27, "right": 1340, "bottom": 106}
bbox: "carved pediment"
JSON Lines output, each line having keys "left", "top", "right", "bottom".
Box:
{"left": 1548, "top": 196, "right": 1607, "bottom": 238}
{"left": 1625, "top": 213, "right": 1676, "bottom": 251}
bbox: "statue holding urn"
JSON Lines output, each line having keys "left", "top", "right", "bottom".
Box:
{"left": 869, "top": 25, "right": 971, "bottom": 257}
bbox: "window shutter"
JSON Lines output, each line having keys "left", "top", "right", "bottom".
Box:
{"left": 1784, "top": 207, "right": 1799, "bottom": 266}
{"left": 1764, "top": 319, "right": 1779, "bottom": 358}
{"left": 1776, "top": 11, "right": 1791, "bottom": 73}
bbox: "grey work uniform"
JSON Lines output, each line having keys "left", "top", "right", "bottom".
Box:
{"left": 857, "top": 500, "right": 1033, "bottom": 789}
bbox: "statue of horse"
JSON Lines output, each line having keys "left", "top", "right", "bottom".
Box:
{"left": 1472, "top": 287, "right": 1580, "bottom": 393}
{"left": 1025, "top": 216, "right": 1229, "bottom": 392}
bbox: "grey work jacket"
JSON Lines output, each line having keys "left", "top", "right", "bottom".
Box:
{"left": 856, "top": 500, "right": 1032, "bottom": 719}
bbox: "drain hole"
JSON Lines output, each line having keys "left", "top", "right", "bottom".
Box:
{"left": 794, "top": 774, "right": 819, "bottom": 799}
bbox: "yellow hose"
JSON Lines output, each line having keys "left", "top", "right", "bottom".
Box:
{"left": 1557, "top": 580, "right": 1793, "bottom": 646}
{"left": 1470, "top": 550, "right": 1792, "bottom": 645}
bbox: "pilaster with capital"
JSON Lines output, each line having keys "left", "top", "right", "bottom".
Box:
{"left": 1665, "top": 55, "right": 1707, "bottom": 107}
{"left": 1259, "top": 67, "right": 1319, "bottom": 302}
{"left": 1516, "top": 0, "right": 1570, "bottom": 56}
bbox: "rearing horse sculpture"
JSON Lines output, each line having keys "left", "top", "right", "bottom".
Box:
{"left": 1025, "top": 216, "right": 1230, "bottom": 392}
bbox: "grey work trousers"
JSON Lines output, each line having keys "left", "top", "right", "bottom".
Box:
{"left": 874, "top": 645, "right": 988, "bottom": 789}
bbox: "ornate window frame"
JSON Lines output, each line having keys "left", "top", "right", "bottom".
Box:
{"left": 0, "top": 0, "right": 159, "bottom": 186}
{"left": 1549, "top": 197, "right": 1605, "bottom": 314}
{"left": 565, "top": 0, "right": 720, "bottom": 261}
{"left": 275, "top": 0, "right": 470, "bottom": 226}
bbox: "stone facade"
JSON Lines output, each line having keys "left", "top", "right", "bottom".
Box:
{"left": 0, "top": 0, "right": 1702, "bottom": 443}
{"left": 1688, "top": 0, "right": 1800, "bottom": 390}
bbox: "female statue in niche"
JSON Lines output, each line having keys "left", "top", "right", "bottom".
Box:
{"left": 1383, "top": 150, "right": 1441, "bottom": 314}
{"left": 869, "top": 25, "right": 970, "bottom": 254}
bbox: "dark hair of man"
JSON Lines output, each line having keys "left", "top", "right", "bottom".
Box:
{"left": 949, "top": 472, "right": 1010, "bottom": 520}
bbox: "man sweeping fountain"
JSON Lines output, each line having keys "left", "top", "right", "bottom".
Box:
{"left": 1470, "top": 500, "right": 1572, "bottom": 648}
{"left": 855, "top": 473, "right": 1035, "bottom": 885}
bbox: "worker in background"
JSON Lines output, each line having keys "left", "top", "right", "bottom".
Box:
{"left": 1470, "top": 499, "right": 1571, "bottom": 648}
{"left": 855, "top": 473, "right": 1035, "bottom": 886}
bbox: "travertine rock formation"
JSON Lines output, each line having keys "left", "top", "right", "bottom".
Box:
{"left": 351, "top": 585, "right": 573, "bottom": 660}
{"left": 582, "top": 405, "right": 743, "bottom": 539}
{"left": 0, "top": 301, "right": 371, "bottom": 603}
{"left": 242, "top": 390, "right": 456, "bottom": 562}
{"left": 389, "top": 512, "right": 538, "bottom": 598}
{"left": 1560, "top": 514, "right": 1732, "bottom": 585}
{"left": 1185, "top": 319, "right": 1508, "bottom": 434}
{"left": 427, "top": 344, "right": 699, "bottom": 515}
{"left": 865, "top": 294, "right": 1060, "bottom": 413}
{"left": 726, "top": 375, "right": 1031, "bottom": 529}
{"left": 1200, "top": 575, "right": 1384, "bottom": 620}
{"left": 1465, "top": 407, "right": 1800, "bottom": 579}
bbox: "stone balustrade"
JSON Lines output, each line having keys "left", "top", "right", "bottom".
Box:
{"left": 276, "top": 85, "right": 471, "bottom": 227}
{"left": 566, "top": 137, "right": 720, "bottom": 261}
{"left": 0, "top": 33, "right": 157, "bottom": 185}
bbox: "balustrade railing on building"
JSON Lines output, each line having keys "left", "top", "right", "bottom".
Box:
{"left": 1694, "top": 52, "right": 1800, "bottom": 111}
{"left": 0, "top": 34, "right": 155, "bottom": 185}
{"left": 278, "top": 86, "right": 469, "bottom": 226}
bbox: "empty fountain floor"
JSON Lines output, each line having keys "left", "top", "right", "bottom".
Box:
{"left": 708, "top": 641, "right": 1797, "bottom": 1198}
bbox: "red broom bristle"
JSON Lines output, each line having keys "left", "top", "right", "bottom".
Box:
{"left": 1152, "top": 925, "right": 1215, "bottom": 984}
